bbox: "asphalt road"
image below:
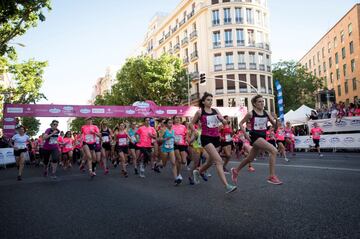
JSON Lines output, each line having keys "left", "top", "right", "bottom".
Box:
{"left": 0, "top": 152, "right": 359, "bottom": 239}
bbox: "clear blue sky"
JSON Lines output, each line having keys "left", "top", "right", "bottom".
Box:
{"left": 12, "top": 0, "right": 359, "bottom": 133}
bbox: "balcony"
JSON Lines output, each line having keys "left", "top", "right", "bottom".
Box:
{"left": 268, "top": 88, "right": 273, "bottom": 94}
{"left": 260, "top": 87, "right": 266, "bottom": 93}
{"left": 190, "top": 30, "right": 198, "bottom": 40}
{"left": 256, "top": 43, "right": 264, "bottom": 48}
{"left": 212, "top": 20, "right": 220, "bottom": 26}
{"left": 267, "top": 65, "right": 271, "bottom": 72}
{"left": 224, "top": 18, "right": 232, "bottom": 24}
{"left": 235, "top": 17, "right": 244, "bottom": 24}
{"left": 237, "top": 63, "right": 246, "bottom": 70}
{"left": 179, "top": 18, "right": 186, "bottom": 27}
{"left": 213, "top": 42, "right": 221, "bottom": 48}
{"left": 181, "top": 37, "right": 189, "bottom": 46}
{"left": 172, "top": 26, "right": 178, "bottom": 33}
{"left": 165, "top": 31, "right": 171, "bottom": 39}
{"left": 226, "top": 63, "right": 234, "bottom": 70}
{"left": 167, "top": 48, "right": 173, "bottom": 54}
{"left": 225, "top": 40, "right": 233, "bottom": 47}
{"left": 248, "top": 41, "right": 255, "bottom": 47}
{"left": 249, "top": 63, "right": 257, "bottom": 70}
{"left": 259, "top": 64, "right": 265, "bottom": 71}
{"left": 159, "top": 38, "right": 164, "bottom": 45}
{"left": 265, "top": 43, "right": 270, "bottom": 50}
{"left": 190, "top": 92, "right": 200, "bottom": 101}
{"left": 187, "top": 10, "right": 195, "bottom": 20}
{"left": 174, "top": 43, "right": 180, "bottom": 52}
{"left": 237, "top": 40, "right": 245, "bottom": 46}
{"left": 215, "top": 89, "right": 224, "bottom": 95}
{"left": 239, "top": 88, "right": 248, "bottom": 93}
{"left": 214, "top": 64, "right": 222, "bottom": 71}
{"left": 183, "top": 57, "right": 189, "bottom": 64}
{"left": 227, "top": 89, "right": 236, "bottom": 94}
{"left": 189, "top": 71, "right": 199, "bottom": 80}
{"left": 190, "top": 51, "right": 198, "bottom": 61}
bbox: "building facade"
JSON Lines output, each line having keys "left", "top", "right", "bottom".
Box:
{"left": 299, "top": 4, "right": 360, "bottom": 106}
{"left": 89, "top": 66, "right": 119, "bottom": 103}
{"left": 142, "top": 0, "right": 275, "bottom": 112}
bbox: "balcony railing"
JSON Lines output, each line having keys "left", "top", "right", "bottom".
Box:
{"left": 181, "top": 37, "right": 189, "bottom": 46}
{"left": 190, "top": 30, "right": 198, "bottom": 40}
{"left": 249, "top": 63, "right": 257, "bottom": 70}
{"left": 268, "top": 88, "right": 273, "bottom": 94}
{"left": 214, "top": 64, "right": 222, "bottom": 71}
{"left": 189, "top": 71, "right": 199, "bottom": 80}
{"left": 179, "top": 18, "right": 186, "bottom": 27}
{"left": 265, "top": 43, "right": 270, "bottom": 50}
{"left": 237, "top": 40, "right": 245, "bottom": 46}
{"left": 226, "top": 63, "right": 234, "bottom": 70}
{"left": 172, "top": 26, "right": 178, "bottom": 33}
{"left": 213, "top": 42, "right": 221, "bottom": 48}
{"left": 165, "top": 32, "right": 171, "bottom": 39}
{"left": 256, "top": 43, "right": 264, "bottom": 48}
{"left": 183, "top": 57, "right": 189, "bottom": 64}
{"left": 225, "top": 40, "right": 233, "bottom": 47}
{"left": 215, "top": 89, "right": 224, "bottom": 95}
{"left": 227, "top": 89, "right": 236, "bottom": 94}
{"left": 159, "top": 38, "right": 164, "bottom": 45}
{"left": 190, "top": 51, "right": 198, "bottom": 61}
{"left": 238, "top": 62, "right": 246, "bottom": 69}
{"left": 187, "top": 10, "right": 195, "bottom": 20}
{"left": 260, "top": 87, "right": 266, "bottom": 93}
{"left": 248, "top": 41, "right": 255, "bottom": 47}
{"left": 190, "top": 92, "right": 200, "bottom": 101}
{"left": 235, "top": 17, "right": 244, "bottom": 24}
{"left": 239, "top": 88, "right": 248, "bottom": 93}
{"left": 259, "top": 64, "right": 265, "bottom": 71}
{"left": 212, "top": 20, "right": 220, "bottom": 26}
{"left": 224, "top": 18, "right": 232, "bottom": 24}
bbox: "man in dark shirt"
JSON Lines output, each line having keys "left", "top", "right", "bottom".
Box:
{"left": 0, "top": 129, "right": 10, "bottom": 148}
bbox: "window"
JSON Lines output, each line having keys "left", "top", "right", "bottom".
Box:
{"left": 215, "top": 75, "right": 223, "bottom": 93}
{"left": 270, "top": 98, "right": 274, "bottom": 112}
{"left": 351, "top": 59, "right": 355, "bottom": 72}
{"left": 323, "top": 62, "right": 326, "bottom": 72}
{"left": 224, "top": 8, "right": 231, "bottom": 24}
{"left": 249, "top": 52, "right": 256, "bottom": 63}
{"left": 317, "top": 51, "right": 320, "bottom": 62}
{"left": 322, "top": 47, "right": 325, "bottom": 58}
{"left": 345, "top": 80, "right": 349, "bottom": 94}
{"left": 318, "top": 65, "right": 321, "bottom": 75}
{"left": 212, "top": 10, "right": 220, "bottom": 25}
{"left": 309, "top": 59, "right": 312, "bottom": 69}
{"left": 216, "top": 99, "right": 224, "bottom": 106}
{"left": 353, "top": 78, "right": 357, "bottom": 90}
{"left": 228, "top": 98, "right": 236, "bottom": 107}
{"left": 256, "top": 31, "right": 263, "bottom": 47}
{"left": 334, "top": 37, "right": 337, "bottom": 48}
{"left": 247, "top": 29, "right": 255, "bottom": 46}
{"left": 236, "top": 29, "right": 244, "bottom": 46}
{"left": 224, "top": 29, "right": 233, "bottom": 46}
{"left": 260, "top": 75, "right": 266, "bottom": 93}
{"left": 227, "top": 74, "right": 235, "bottom": 92}
{"left": 258, "top": 53, "right": 264, "bottom": 65}
{"left": 336, "top": 69, "right": 340, "bottom": 80}
{"left": 235, "top": 8, "right": 243, "bottom": 23}
{"left": 250, "top": 74, "right": 257, "bottom": 92}
{"left": 343, "top": 64, "right": 347, "bottom": 76}
{"left": 214, "top": 53, "right": 222, "bottom": 66}
{"left": 328, "top": 42, "right": 331, "bottom": 53}
{"left": 239, "top": 74, "right": 247, "bottom": 92}
{"left": 340, "top": 30, "right": 345, "bottom": 43}
{"left": 255, "top": 10, "right": 262, "bottom": 25}
{"left": 313, "top": 55, "right": 315, "bottom": 65}
{"left": 330, "top": 72, "right": 333, "bottom": 83}
{"left": 268, "top": 76, "right": 273, "bottom": 94}
{"left": 338, "top": 85, "right": 341, "bottom": 96}
{"left": 348, "top": 23, "right": 353, "bottom": 36}
{"left": 350, "top": 41, "right": 354, "bottom": 54}
{"left": 263, "top": 13, "right": 268, "bottom": 27}
{"left": 238, "top": 51, "right": 245, "bottom": 63}
{"left": 329, "top": 57, "right": 332, "bottom": 68}
{"left": 212, "top": 0, "right": 219, "bottom": 4}
{"left": 341, "top": 47, "right": 346, "bottom": 59}
{"left": 226, "top": 52, "right": 234, "bottom": 66}
{"left": 246, "top": 8, "right": 254, "bottom": 24}
{"left": 305, "top": 63, "right": 308, "bottom": 70}
{"left": 213, "top": 31, "right": 221, "bottom": 48}
{"left": 335, "top": 53, "right": 339, "bottom": 64}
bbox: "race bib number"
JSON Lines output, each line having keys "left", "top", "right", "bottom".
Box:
{"left": 102, "top": 136, "right": 110, "bottom": 142}
{"left": 285, "top": 132, "right": 291, "bottom": 137}
{"left": 16, "top": 143, "right": 26, "bottom": 149}
{"left": 206, "top": 115, "right": 219, "bottom": 128}
{"left": 254, "top": 117, "right": 267, "bottom": 130}
{"left": 174, "top": 135, "right": 183, "bottom": 144}
{"left": 118, "top": 138, "right": 127, "bottom": 146}
{"left": 130, "top": 136, "right": 137, "bottom": 142}
{"left": 49, "top": 137, "right": 58, "bottom": 145}
{"left": 225, "top": 134, "right": 232, "bottom": 142}
{"left": 65, "top": 143, "right": 73, "bottom": 149}
{"left": 164, "top": 138, "right": 174, "bottom": 149}
{"left": 85, "top": 134, "right": 94, "bottom": 143}
{"left": 95, "top": 137, "right": 100, "bottom": 144}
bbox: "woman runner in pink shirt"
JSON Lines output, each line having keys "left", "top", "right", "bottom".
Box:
{"left": 173, "top": 116, "right": 189, "bottom": 182}
{"left": 115, "top": 122, "right": 131, "bottom": 177}
{"left": 60, "top": 131, "right": 74, "bottom": 169}
{"left": 310, "top": 122, "right": 323, "bottom": 157}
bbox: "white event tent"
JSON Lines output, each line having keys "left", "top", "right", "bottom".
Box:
{"left": 284, "top": 105, "right": 314, "bottom": 125}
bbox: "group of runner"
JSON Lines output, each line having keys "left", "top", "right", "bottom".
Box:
{"left": 9, "top": 93, "right": 325, "bottom": 193}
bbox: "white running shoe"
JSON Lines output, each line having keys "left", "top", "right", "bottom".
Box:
{"left": 193, "top": 170, "right": 201, "bottom": 184}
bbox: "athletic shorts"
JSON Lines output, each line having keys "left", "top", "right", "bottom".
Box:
{"left": 129, "top": 142, "right": 137, "bottom": 150}
{"left": 137, "top": 147, "right": 152, "bottom": 163}
{"left": 249, "top": 133, "right": 266, "bottom": 146}
{"left": 200, "top": 135, "right": 221, "bottom": 148}
{"left": 313, "top": 139, "right": 320, "bottom": 148}
{"left": 268, "top": 140, "right": 277, "bottom": 148}
{"left": 116, "top": 146, "right": 129, "bottom": 154}
{"left": 43, "top": 148, "right": 60, "bottom": 164}
{"left": 102, "top": 142, "right": 111, "bottom": 151}
{"left": 276, "top": 140, "right": 285, "bottom": 145}
{"left": 14, "top": 148, "right": 27, "bottom": 157}
{"left": 84, "top": 143, "right": 96, "bottom": 151}
{"left": 236, "top": 141, "right": 243, "bottom": 150}
{"left": 174, "top": 145, "right": 188, "bottom": 152}
{"left": 95, "top": 144, "right": 101, "bottom": 153}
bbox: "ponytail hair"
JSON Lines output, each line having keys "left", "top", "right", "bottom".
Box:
{"left": 199, "top": 92, "right": 213, "bottom": 109}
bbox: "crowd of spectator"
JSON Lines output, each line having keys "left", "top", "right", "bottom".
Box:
{"left": 309, "top": 101, "right": 360, "bottom": 121}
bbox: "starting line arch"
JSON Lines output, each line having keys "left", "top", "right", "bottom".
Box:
{"left": 2, "top": 101, "right": 247, "bottom": 137}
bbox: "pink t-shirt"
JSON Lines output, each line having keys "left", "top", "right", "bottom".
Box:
{"left": 136, "top": 126, "right": 156, "bottom": 148}
{"left": 172, "top": 124, "right": 188, "bottom": 146}
{"left": 311, "top": 127, "right": 323, "bottom": 140}
{"left": 62, "top": 138, "right": 74, "bottom": 153}
{"left": 116, "top": 132, "right": 128, "bottom": 146}
{"left": 81, "top": 125, "right": 99, "bottom": 144}
{"left": 276, "top": 128, "right": 285, "bottom": 141}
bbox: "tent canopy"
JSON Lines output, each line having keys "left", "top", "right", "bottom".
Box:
{"left": 284, "top": 105, "right": 314, "bottom": 125}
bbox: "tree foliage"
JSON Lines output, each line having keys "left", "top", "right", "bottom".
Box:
{"left": 272, "top": 61, "right": 324, "bottom": 113}
{"left": 0, "top": 0, "right": 51, "bottom": 58}
{"left": 22, "top": 116, "right": 40, "bottom": 137}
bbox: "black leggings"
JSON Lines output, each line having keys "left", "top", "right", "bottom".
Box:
{"left": 43, "top": 148, "right": 60, "bottom": 165}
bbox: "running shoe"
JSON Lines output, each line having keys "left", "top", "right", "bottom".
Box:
{"left": 319, "top": 154, "right": 324, "bottom": 157}
{"left": 225, "top": 184, "right": 237, "bottom": 194}
{"left": 134, "top": 168, "right": 139, "bottom": 175}
{"left": 223, "top": 166, "right": 230, "bottom": 174}
{"left": 17, "top": 175, "right": 22, "bottom": 181}
{"left": 90, "top": 171, "right": 96, "bottom": 178}
{"left": 139, "top": 168, "right": 145, "bottom": 178}
{"left": 122, "top": 170, "right": 129, "bottom": 178}
{"left": 174, "top": 178, "right": 181, "bottom": 186}
{"left": 193, "top": 170, "right": 201, "bottom": 184}
{"left": 178, "top": 174, "right": 183, "bottom": 180}
{"left": 231, "top": 168, "right": 239, "bottom": 184}
{"left": 188, "top": 177, "right": 194, "bottom": 185}
{"left": 200, "top": 172, "right": 208, "bottom": 182}
{"left": 51, "top": 175, "right": 57, "bottom": 180}
{"left": 284, "top": 157, "right": 289, "bottom": 162}
{"left": 43, "top": 169, "right": 48, "bottom": 177}
{"left": 206, "top": 172, "right": 212, "bottom": 177}
{"left": 153, "top": 164, "right": 161, "bottom": 173}
{"left": 248, "top": 166, "right": 255, "bottom": 172}
{"left": 267, "top": 175, "right": 283, "bottom": 185}
{"left": 104, "top": 168, "right": 109, "bottom": 175}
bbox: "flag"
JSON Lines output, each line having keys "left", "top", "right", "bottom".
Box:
{"left": 275, "top": 80, "right": 284, "bottom": 125}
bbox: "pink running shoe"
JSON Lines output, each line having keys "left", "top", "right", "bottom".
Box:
{"left": 248, "top": 166, "right": 255, "bottom": 172}
{"left": 267, "top": 175, "right": 283, "bottom": 185}
{"left": 230, "top": 168, "right": 239, "bottom": 184}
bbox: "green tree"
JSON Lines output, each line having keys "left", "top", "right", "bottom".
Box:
{"left": 22, "top": 116, "right": 40, "bottom": 137}
{"left": 0, "top": 0, "right": 51, "bottom": 58}
{"left": 109, "top": 54, "right": 187, "bottom": 106}
{"left": 272, "top": 61, "right": 324, "bottom": 113}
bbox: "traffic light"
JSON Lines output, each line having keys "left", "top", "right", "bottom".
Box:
{"left": 199, "top": 73, "right": 206, "bottom": 84}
